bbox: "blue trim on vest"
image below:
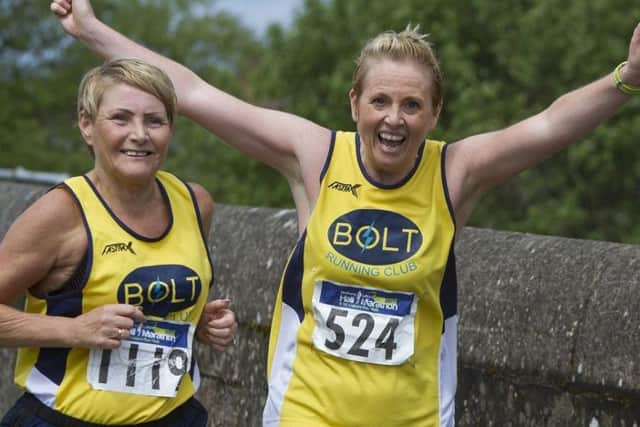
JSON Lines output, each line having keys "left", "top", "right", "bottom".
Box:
{"left": 281, "top": 231, "right": 307, "bottom": 322}
{"left": 354, "top": 133, "right": 425, "bottom": 189}
{"left": 34, "top": 349, "right": 71, "bottom": 386}
{"left": 81, "top": 175, "right": 174, "bottom": 242}
{"left": 59, "top": 182, "right": 93, "bottom": 292}
{"left": 35, "top": 288, "right": 84, "bottom": 385}
{"left": 189, "top": 353, "right": 196, "bottom": 379}
{"left": 179, "top": 176, "right": 215, "bottom": 289}
{"left": 31, "top": 183, "right": 95, "bottom": 385}
{"left": 319, "top": 131, "right": 337, "bottom": 183}
{"left": 438, "top": 142, "right": 458, "bottom": 332}
{"left": 440, "top": 248, "right": 458, "bottom": 332}
{"left": 440, "top": 143, "right": 456, "bottom": 233}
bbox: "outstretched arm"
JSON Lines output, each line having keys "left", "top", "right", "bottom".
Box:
{"left": 51, "top": 0, "right": 331, "bottom": 216}
{"left": 447, "top": 22, "right": 640, "bottom": 228}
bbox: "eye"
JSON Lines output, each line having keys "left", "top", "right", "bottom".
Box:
{"left": 403, "top": 99, "right": 422, "bottom": 113}
{"left": 146, "top": 116, "right": 168, "bottom": 128}
{"left": 109, "top": 113, "right": 129, "bottom": 125}
{"left": 371, "top": 96, "right": 387, "bottom": 109}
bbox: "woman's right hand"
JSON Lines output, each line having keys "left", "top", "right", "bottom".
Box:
{"left": 74, "top": 304, "right": 145, "bottom": 349}
{"left": 50, "top": 0, "right": 96, "bottom": 38}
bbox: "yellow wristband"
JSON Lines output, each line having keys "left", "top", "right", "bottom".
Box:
{"left": 613, "top": 61, "right": 640, "bottom": 95}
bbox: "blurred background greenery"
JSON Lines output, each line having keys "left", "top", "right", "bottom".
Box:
{"left": 2, "top": 0, "right": 639, "bottom": 242}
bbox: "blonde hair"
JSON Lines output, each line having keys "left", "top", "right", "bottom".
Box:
{"left": 77, "top": 58, "right": 177, "bottom": 126}
{"left": 352, "top": 25, "right": 443, "bottom": 109}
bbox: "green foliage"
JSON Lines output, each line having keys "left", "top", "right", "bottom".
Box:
{"left": 1, "top": 0, "right": 639, "bottom": 242}
{"left": 0, "top": 0, "right": 291, "bottom": 207}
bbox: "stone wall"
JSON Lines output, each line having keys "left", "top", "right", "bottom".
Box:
{"left": 1, "top": 181, "right": 639, "bottom": 426}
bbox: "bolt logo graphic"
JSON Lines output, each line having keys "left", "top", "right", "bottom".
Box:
{"left": 327, "top": 209, "right": 422, "bottom": 265}
{"left": 117, "top": 264, "right": 202, "bottom": 317}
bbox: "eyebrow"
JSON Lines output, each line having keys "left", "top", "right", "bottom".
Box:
{"left": 104, "top": 108, "right": 167, "bottom": 117}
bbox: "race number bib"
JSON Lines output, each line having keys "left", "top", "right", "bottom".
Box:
{"left": 311, "top": 280, "right": 417, "bottom": 365}
{"left": 87, "top": 319, "right": 194, "bottom": 397}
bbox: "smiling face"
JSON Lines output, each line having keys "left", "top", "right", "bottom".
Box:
{"left": 79, "top": 83, "right": 172, "bottom": 186}
{"left": 350, "top": 57, "right": 441, "bottom": 184}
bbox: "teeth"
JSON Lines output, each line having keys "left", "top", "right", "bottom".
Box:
{"left": 379, "top": 132, "right": 404, "bottom": 145}
{"left": 380, "top": 132, "right": 403, "bottom": 141}
{"left": 123, "top": 150, "right": 150, "bottom": 157}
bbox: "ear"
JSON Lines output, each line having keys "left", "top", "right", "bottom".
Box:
{"left": 77, "top": 111, "right": 94, "bottom": 149}
{"left": 431, "top": 100, "right": 443, "bottom": 128}
{"left": 348, "top": 88, "right": 359, "bottom": 122}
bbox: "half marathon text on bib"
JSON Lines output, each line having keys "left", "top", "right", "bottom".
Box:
{"left": 87, "top": 319, "right": 194, "bottom": 397}
{"left": 311, "top": 280, "right": 417, "bottom": 365}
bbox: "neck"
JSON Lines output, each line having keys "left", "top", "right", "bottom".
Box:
{"left": 87, "top": 170, "right": 159, "bottom": 212}
{"left": 87, "top": 170, "right": 169, "bottom": 237}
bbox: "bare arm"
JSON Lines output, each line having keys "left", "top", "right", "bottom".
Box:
{"left": 0, "top": 188, "right": 143, "bottom": 348}
{"left": 447, "top": 22, "right": 640, "bottom": 228}
{"left": 51, "top": 0, "right": 332, "bottom": 221}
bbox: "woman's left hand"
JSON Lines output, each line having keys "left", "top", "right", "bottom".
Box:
{"left": 196, "top": 299, "right": 238, "bottom": 352}
{"left": 622, "top": 22, "right": 640, "bottom": 85}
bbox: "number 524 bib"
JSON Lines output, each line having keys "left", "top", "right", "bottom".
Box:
{"left": 311, "top": 280, "right": 417, "bottom": 365}
{"left": 87, "top": 319, "right": 194, "bottom": 397}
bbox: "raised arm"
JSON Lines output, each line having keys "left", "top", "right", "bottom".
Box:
{"left": 447, "top": 22, "right": 640, "bottom": 228}
{"left": 51, "top": 0, "right": 331, "bottom": 221}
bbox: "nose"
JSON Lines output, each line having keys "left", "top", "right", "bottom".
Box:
{"left": 129, "top": 118, "right": 149, "bottom": 143}
{"left": 384, "top": 106, "right": 403, "bottom": 127}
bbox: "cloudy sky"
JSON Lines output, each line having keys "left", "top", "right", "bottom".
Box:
{"left": 210, "top": 0, "right": 304, "bottom": 36}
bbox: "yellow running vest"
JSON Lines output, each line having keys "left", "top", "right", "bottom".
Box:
{"left": 265, "top": 131, "right": 457, "bottom": 427}
{"left": 14, "top": 171, "right": 212, "bottom": 424}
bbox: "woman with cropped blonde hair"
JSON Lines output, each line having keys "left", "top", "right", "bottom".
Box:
{"left": 0, "top": 57, "right": 237, "bottom": 427}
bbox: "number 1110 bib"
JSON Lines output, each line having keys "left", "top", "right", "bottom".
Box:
{"left": 87, "top": 319, "right": 194, "bottom": 397}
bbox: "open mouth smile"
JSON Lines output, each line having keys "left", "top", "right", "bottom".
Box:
{"left": 378, "top": 131, "right": 406, "bottom": 147}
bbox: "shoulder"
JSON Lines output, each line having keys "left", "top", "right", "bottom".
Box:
{"left": 0, "top": 185, "right": 85, "bottom": 297}
{"left": 187, "top": 182, "right": 214, "bottom": 231}
{"left": 187, "top": 182, "right": 213, "bottom": 213}
{"left": 19, "top": 185, "right": 83, "bottom": 233}
{"left": 295, "top": 127, "right": 335, "bottom": 207}
{"left": 13, "top": 186, "right": 85, "bottom": 254}
{"left": 158, "top": 172, "right": 213, "bottom": 212}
